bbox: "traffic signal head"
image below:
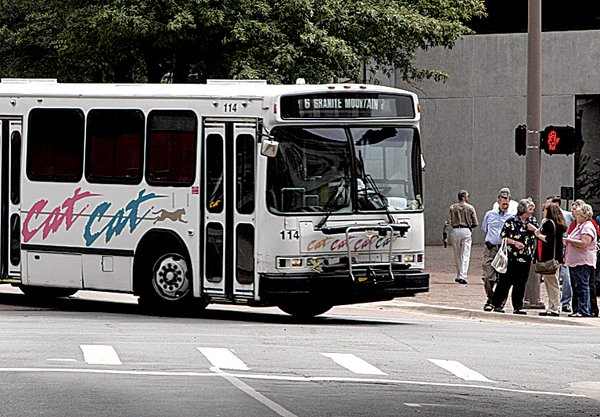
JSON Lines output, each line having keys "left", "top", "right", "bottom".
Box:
{"left": 540, "top": 125, "right": 578, "bottom": 155}
{"left": 515, "top": 124, "right": 527, "bottom": 156}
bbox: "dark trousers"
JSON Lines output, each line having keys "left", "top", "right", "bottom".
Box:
{"left": 492, "top": 258, "right": 532, "bottom": 311}
{"left": 571, "top": 265, "right": 597, "bottom": 316}
{"left": 591, "top": 271, "right": 598, "bottom": 316}
{"left": 594, "top": 258, "right": 600, "bottom": 316}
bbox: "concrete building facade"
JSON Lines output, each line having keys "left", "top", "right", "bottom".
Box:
{"left": 396, "top": 30, "right": 600, "bottom": 245}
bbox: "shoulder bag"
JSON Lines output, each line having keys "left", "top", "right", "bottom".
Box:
{"left": 534, "top": 220, "right": 559, "bottom": 275}
{"left": 491, "top": 238, "right": 508, "bottom": 274}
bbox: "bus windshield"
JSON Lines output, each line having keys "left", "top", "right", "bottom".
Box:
{"left": 266, "top": 126, "right": 423, "bottom": 214}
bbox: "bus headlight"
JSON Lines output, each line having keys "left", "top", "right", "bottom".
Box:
{"left": 277, "top": 258, "right": 304, "bottom": 268}
{"left": 403, "top": 254, "right": 415, "bottom": 263}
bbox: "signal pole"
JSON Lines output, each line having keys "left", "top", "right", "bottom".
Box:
{"left": 524, "top": 0, "right": 544, "bottom": 308}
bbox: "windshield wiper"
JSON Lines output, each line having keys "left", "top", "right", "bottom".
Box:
{"left": 356, "top": 151, "right": 394, "bottom": 224}
{"left": 362, "top": 174, "right": 395, "bottom": 223}
{"left": 316, "top": 176, "right": 350, "bottom": 229}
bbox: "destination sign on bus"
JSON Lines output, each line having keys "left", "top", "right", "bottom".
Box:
{"left": 280, "top": 93, "right": 415, "bottom": 119}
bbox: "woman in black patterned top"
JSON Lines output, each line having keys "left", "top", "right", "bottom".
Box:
{"left": 491, "top": 198, "right": 541, "bottom": 314}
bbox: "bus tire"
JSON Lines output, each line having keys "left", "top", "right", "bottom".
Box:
{"left": 137, "top": 249, "right": 195, "bottom": 312}
{"left": 19, "top": 285, "right": 78, "bottom": 298}
{"left": 278, "top": 301, "right": 332, "bottom": 319}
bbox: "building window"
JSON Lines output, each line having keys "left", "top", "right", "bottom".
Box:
{"left": 146, "top": 110, "right": 197, "bottom": 186}
{"left": 27, "top": 108, "right": 84, "bottom": 182}
{"left": 86, "top": 109, "right": 144, "bottom": 184}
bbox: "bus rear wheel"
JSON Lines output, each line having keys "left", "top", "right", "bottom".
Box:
{"left": 278, "top": 301, "right": 332, "bottom": 319}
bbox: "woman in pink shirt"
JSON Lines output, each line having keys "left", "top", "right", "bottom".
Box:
{"left": 563, "top": 203, "right": 597, "bottom": 317}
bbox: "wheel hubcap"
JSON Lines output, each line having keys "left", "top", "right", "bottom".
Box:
{"left": 152, "top": 255, "right": 190, "bottom": 300}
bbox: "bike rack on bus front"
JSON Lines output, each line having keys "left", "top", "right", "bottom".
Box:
{"left": 341, "top": 224, "right": 409, "bottom": 282}
{"left": 319, "top": 223, "right": 410, "bottom": 282}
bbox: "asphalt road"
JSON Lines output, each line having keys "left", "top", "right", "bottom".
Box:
{"left": 0, "top": 289, "right": 598, "bottom": 417}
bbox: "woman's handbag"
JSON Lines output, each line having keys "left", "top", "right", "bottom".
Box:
{"left": 534, "top": 220, "right": 559, "bottom": 275}
{"left": 535, "top": 258, "right": 559, "bottom": 275}
{"left": 491, "top": 238, "right": 508, "bottom": 274}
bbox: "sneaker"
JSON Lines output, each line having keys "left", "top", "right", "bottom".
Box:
{"left": 513, "top": 310, "right": 527, "bottom": 315}
{"left": 483, "top": 304, "right": 493, "bottom": 312}
{"left": 492, "top": 307, "right": 505, "bottom": 313}
{"left": 455, "top": 278, "right": 467, "bottom": 284}
{"left": 562, "top": 305, "right": 572, "bottom": 313}
{"left": 539, "top": 311, "right": 560, "bottom": 317}
{"left": 568, "top": 312, "right": 585, "bottom": 317}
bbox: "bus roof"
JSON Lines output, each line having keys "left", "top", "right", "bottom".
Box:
{"left": 0, "top": 79, "right": 417, "bottom": 100}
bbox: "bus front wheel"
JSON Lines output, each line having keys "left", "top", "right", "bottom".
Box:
{"left": 278, "top": 301, "right": 332, "bottom": 319}
{"left": 138, "top": 251, "right": 195, "bottom": 311}
{"left": 151, "top": 253, "right": 190, "bottom": 302}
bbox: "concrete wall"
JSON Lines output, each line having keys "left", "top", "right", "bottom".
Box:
{"left": 395, "top": 30, "right": 600, "bottom": 244}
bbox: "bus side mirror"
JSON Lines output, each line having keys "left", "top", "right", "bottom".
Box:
{"left": 261, "top": 139, "right": 279, "bottom": 158}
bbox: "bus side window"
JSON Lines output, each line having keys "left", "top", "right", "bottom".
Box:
{"left": 146, "top": 110, "right": 197, "bottom": 186}
{"left": 27, "top": 108, "right": 84, "bottom": 182}
{"left": 86, "top": 109, "right": 144, "bottom": 184}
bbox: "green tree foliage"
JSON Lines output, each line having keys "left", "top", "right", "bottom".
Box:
{"left": 0, "top": 0, "right": 485, "bottom": 83}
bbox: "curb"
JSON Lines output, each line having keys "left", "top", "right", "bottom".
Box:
{"left": 378, "top": 301, "right": 600, "bottom": 327}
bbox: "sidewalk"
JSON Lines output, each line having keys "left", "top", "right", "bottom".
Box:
{"left": 383, "top": 245, "right": 600, "bottom": 327}
{"left": 417, "top": 244, "right": 502, "bottom": 310}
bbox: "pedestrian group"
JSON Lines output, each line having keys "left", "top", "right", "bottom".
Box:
{"left": 443, "top": 188, "right": 599, "bottom": 317}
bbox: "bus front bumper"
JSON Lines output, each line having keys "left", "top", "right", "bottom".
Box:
{"left": 258, "top": 270, "right": 429, "bottom": 306}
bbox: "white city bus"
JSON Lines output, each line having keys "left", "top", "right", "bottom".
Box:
{"left": 0, "top": 78, "right": 428, "bottom": 317}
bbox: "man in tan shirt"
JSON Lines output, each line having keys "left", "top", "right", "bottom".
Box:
{"left": 442, "top": 190, "right": 479, "bottom": 284}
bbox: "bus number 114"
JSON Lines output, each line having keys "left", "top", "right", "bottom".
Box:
{"left": 280, "top": 230, "right": 299, "bottom": 240}
{"left": 224, "top": 103, "right": 238, "bottom": 112}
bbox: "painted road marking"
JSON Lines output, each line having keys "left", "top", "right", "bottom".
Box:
{"left": 0, "top": 367, "right": 584, "bottom": 398}
{"left": 428, "top": 359, "right": 495, "bottom": 383}
{"left": 197, "top": 347, "right": 249, "bottom": 370}
{"left": 80, "top": 345, "right": 122, "bottom": 365}
{"left": 213, "top": 368, "right": 298, "bottom": 417}
{"left": 321, "top": 353, "right": 386, "bottom": 375}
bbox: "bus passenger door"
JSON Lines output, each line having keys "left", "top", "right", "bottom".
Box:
{"left": 202, "top": 119, "right": 257, "bottom": 301}
{"left": 0, "top": 119, "right": 22, "bottom": 280}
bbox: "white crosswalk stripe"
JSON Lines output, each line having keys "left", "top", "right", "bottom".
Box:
{"left": 71, "top": 344, "right": 496, "bottom": 384}
{"left": 80, "top": 345, "right": 122, "bottom": 365}
{"left": 428, "top": 359, "right": 495, "bottom": 383}
{"left": 320, "top": 353, "right": 386, "bottom": 375}
{"left": 197, "top": 347, "right": 249, "bottom": 370}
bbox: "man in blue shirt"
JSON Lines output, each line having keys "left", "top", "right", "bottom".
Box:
{"left": 481, "top": 190, "right": 512, "bottom": 311}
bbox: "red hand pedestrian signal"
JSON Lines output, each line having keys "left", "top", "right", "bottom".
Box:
{"left": 540, "top": 125, "right": 577, "bottom": 155}
{"left": 547, "top": 129, "right": 560, "bottom": 151}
